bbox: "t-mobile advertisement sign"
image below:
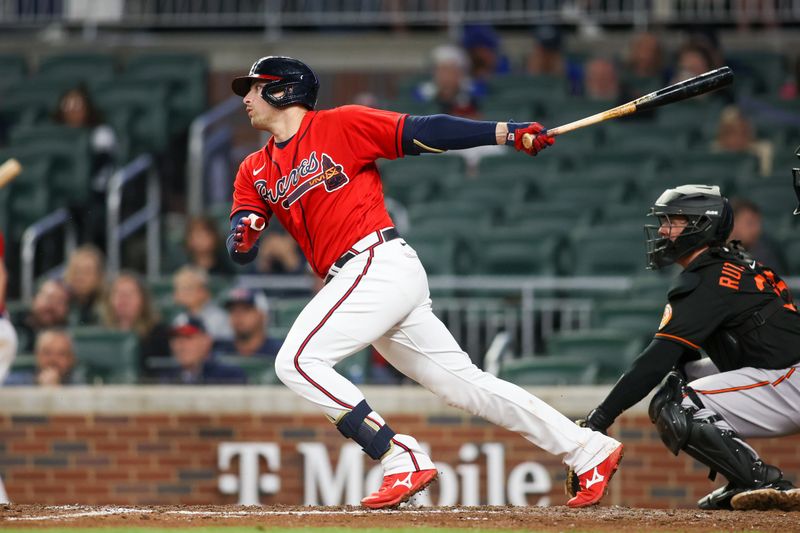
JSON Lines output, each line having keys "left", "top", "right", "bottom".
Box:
{"left": 218, "top": 442, "right": 552, "bottom": 506}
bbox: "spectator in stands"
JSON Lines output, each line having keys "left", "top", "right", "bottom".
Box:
{"left": 672, "top": 43, "right": 714, "bottom": 84}
{"left": 162, "top": 314, "right": 246, "bottom": 385}
{"left": 172, "top": 266, "right": 232, "bottom": 341}
{"left": 53, "top": 85, "right": 119, "bottom": 246}
{"left": 254, "top": 228, "right": 305, "bottom": 275}
{"left": 624, "top": 31, "right": 668, "bottom": 83}
{"left": 4, "top": 329, "right": 82, "bottom": 386}
{"left": 16, "top": 279, "right": 70, "bottom": 352}
{"left": 461, "top": 24, "right": 510, "bottom": 95}
{"left": 413, "top": 44, "right": 481, "bottom": 118}
{"left": 184, "top": 216, "right": 234, "bottom": 275}
{"left": 64, "top": 244, "right": 106, "bottom": 325}
{"left": 214, "top": 287, "right": 282, "bottom": 358}
{"left": 0, "top": 235, "right": 17, "bottom": 384}
{"left": 779, "top": 57, "right": 799, "bottom": 100}
{"left": 526, "top": 25, "right": 582, "bottom": 95}
{"left": 582, "top": 57, "right": 621, "bottom": 101}
{"left": 729, "top": 198, "right": 787, "bottom": 273}
{"left": 102, "top": 271, "right": 171, "bottom": 377}
{"left": 712, "top": 105, "right": 773, "bottom": 176}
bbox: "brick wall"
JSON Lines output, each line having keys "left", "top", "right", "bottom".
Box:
{"left": 2, "top": 410, "right": 798, "bottom": 508}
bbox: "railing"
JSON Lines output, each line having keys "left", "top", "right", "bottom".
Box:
{"left": 2, "top": 1, "right": 800, "bottom": 29}
{"left": 187, "top": 96, "right": 241, "bottom": 216}
{"left": 20, "top": 208, "right": 77, "bottom": 302}
{"left": 106, "top": 154, "right": 161, "bottom": 279}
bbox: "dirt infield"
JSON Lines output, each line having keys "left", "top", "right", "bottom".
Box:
{"left": 1, "top": 504, "right": 797, "bottom": 531}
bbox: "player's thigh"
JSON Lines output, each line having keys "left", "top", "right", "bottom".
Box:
{"left": 689, "top": 367, "right": 800, "bottom": 438}
{"left": 278, "top": 245, "right": 426, "bottom": 368}
{"left": 373, "top": 299, "right": 482, "bottom": 389}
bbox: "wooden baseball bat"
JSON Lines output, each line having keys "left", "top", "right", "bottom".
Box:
{"left": 523, "top": 66, "right": 734, "bottom": 149}
{"left": 0, "top": 158, "right": 22, "bottom": 189}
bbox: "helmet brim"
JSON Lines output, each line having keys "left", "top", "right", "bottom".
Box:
{"left": 232, "top": 76, "right": 257, "bottom": 97}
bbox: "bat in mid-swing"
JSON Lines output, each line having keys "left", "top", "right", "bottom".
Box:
{"left": 522, "top": 66, "right": 734, "bottom": 149}
{"left": 0, "top": 158, "right": 22, "bottom": 190}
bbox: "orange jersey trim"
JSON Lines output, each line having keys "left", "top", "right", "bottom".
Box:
{"left": 696, "top": 367, "right": 797, "bottom": 395}
{"left": 654, "top": 333, "right": 701, "bottom": 351}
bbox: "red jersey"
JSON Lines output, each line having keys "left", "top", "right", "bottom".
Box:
{"left": 231, "top": 105, "right": 406, "bottom": 277}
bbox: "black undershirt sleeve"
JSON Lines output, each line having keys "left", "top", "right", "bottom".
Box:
{"left": 401, "top": 114, "right": 500, "bottom": 155}
{"left": 597, "top": 339, "right": 686, "bottom": 421}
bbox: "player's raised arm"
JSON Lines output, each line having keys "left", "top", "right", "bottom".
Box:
{"left": 401, "top": 114, "right": 554, "bottom": 157}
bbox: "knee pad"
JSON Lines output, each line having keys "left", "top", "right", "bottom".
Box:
{"left": 336, "top": 400, "right": 395, "bottom": 460}
{"left": 648, "top": 370, "right": 686, "bottom": 423}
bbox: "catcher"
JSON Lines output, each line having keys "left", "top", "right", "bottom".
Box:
{"left": 571, "top": 184, "right": 800, "bottom": 511}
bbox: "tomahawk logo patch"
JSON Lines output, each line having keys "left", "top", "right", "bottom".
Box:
{"left": 281, "top": 153, "right": 349, "bottom": 209}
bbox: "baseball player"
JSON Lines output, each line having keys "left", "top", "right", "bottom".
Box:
{"left": 575, "top": 185, "right": 800, "bottom": 511}
{"left": 0, "top": 233, "right": 18, "bottom": 385}
{"left": 226, "top": 56, "right": 623, "bottom": 509}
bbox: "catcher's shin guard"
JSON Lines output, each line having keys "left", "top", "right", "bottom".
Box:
{"left": 650, "top": 372, "right": 786, "bottom": 493}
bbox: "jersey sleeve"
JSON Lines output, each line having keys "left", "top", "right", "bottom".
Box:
{"left": 654, "top": 285, "right": 728, "bottom": 351}
{"left": 230, "top": 159, "right": 272, "bottom": 222}
{"left": 334, "top": 105, "right": 407, "bottom": 164}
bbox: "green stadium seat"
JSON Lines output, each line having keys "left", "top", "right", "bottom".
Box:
{"left": 124, "top": 54, "right": 208, "bottom": 132}
{"left": 215, "top": 355, "right": 279, "bottom": 385}
{"left": 735, "top": 180, "right": 798, "bottom": 219}
{"left": 594, "top": 299, "right": 665, "bottom": 344}
{"left": 272, "top": 298, "right": 309, "bottom": 329}
{"left": 36, "top": 53, "right": 116, "bottom": 86}
{"left": 0, "top": 148, "right": 53, "bottom": 239}
{"left": 9, "top": 125, "right": 92, "bottom": 207}
{"left": 499, "top": 355, "right": 599, "bottom": 386}
{"left": 0, "top": 85, "right": 65, "bottom": 128}
{"left": 9, "top": 353, "right": 36, "bottom": 374}
{"left": 475, "top": 238, "right": 561, "bottom": 275}
{"left": 727, "top": 51, "right": 786, "bottom": 94}
{"left": 655, "top": 100, "right": 723, "bottom": 130}
{"left": 0, "top": 54, "right": 26, "bottom": 93}
{"left": 542, "top": 177, "right": 632, "bottom": 205}
{"left": 628, "top": 272, "right": 675, "bottom": 299}
{"left": 781, "top": 235, "right": 800, "bottom": 275}
{"left": 334, "top": 348, "right": 372, "bottom": 384}
{"left": 93, "top": 80, "right": 170, "bottom": 155}
{"left": 379, "top": 155, "right": 463, "bottom": 204}
{"left": 545, "top": 328, "right": 644, "bottom": 382}
{"left": 71, "top": 327, "right": 140, "bottom": 384}
{"left": 569, "top": 234, "right": 647, "bottom": 276}
{"left": 405, "top": 237, "right": 458, "bottom": 275}
{"left": 678, "top": 152, "right": 759, "bottom": 182}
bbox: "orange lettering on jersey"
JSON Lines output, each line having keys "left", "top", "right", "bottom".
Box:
{"left": 754, "top": 274, "right": 766, "bottom": 291}
{"left": 718, "top": 262, "right": 744, "bottom": 290}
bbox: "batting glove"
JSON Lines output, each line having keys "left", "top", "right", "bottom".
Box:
{"left": 232, "top": 214, "right": 266, "bottom": 254}
{"left": 507, "top": 122, "right": 554, "bottom": 156}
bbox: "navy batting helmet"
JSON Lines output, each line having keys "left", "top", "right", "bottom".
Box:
{"left": 644, "top": 184, "right": 734, "bottom": 270}
{"left": 232, "top": 56, "right": 319, "bottom": 110}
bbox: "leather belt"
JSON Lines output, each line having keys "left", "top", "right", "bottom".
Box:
{"left": 324, "top": 228, "right": 400, "bottom": 284}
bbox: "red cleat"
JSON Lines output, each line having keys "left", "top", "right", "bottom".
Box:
{"left": 361, "top": 468, "right": 438, "bottom": 510}
{"left": 567, "top": 445, "right": 624, "bottom": 508}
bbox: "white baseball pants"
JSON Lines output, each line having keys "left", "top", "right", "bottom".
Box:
{"left": 274, "top": 231, "right": 620, "bottom": 475}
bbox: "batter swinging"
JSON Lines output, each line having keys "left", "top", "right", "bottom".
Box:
{"left": 226, "top": 56, "right": 623, "bottom": 509}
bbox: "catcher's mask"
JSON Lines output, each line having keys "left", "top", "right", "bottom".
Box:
{"left": 644, "top": 184, "right": 734, "bottom": 270}
{"left": 793, "top": 145, "right": 800, "bottom": 216}
{"left": 232, "top": 56, "right": 319, "bottom": 110}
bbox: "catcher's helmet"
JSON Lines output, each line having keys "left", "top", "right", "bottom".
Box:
{"left": 644, "top": 184, "right": 734, "bottom": 270}
{"left": 232, "top": 56, "right": 319, "bottom": 110}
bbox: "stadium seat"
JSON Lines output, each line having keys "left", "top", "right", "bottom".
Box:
{"left": 0, "top": 148, "right": 53, "bottom": 239}
{"left": 0, "top": 85, "right": 66, "bottom": 128}
{"left": 499, "top": 355, "right": 599, "bottom": 386}
{"left": 71, "top": 327, "right": 140, "bottom": 384}
{"left": 0, "top": 54, "right": 26, "bottom": 93}
{"left": 727, "top": 51, "right": 786, "bottom": 94}
{"left": 568, "top": 234, "right": 647, "bottom": 276}
{"left": 272, "top": 298, "right": 309, "bottom": 330}
{"left": 594, "top": 299, "right": 665, "bottom": 344}
{"left": 544, "top": 329, "right": 644, "bottom": 382}
{"left": 9, "top": 125, "right": 92, "bottom": 207}
{"left": 93, "top": 80, "right": 170, "bottom": 155}
{"left": 475, "top": 238, "right": 561, "bottom": 275}
{"left": 403, "top": 236, "right": 459, "bottom": 275}
{"left": 36, "top": 53, "right": 116, "bottom": 86}
{"left": 124, "top": 53, "right": 209, "bottom": 132}
{"left": 380, "top": 155, "right": 463, "bottom": 205}
{"left": 215, "top": 355, "right": 279, "bottom": 385}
